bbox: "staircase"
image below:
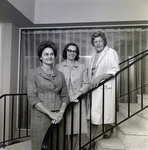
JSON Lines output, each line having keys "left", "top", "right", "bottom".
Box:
{"left": 95, "top": 94, "right": 148, "bottom": 150}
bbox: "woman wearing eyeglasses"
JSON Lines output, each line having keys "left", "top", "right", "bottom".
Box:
{"left": 56, "top": 42, "right": 89, "bottom": 150}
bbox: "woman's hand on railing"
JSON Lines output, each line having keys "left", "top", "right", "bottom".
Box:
{"left": 70, "top": 91, "right": 82, "bottom": 103}
{"left": 92, "top": 74, "right": 112, "bottom": 88}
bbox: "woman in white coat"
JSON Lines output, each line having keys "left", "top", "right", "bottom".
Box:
{"left": 88, "top": 31, "right": 119, "bottom": 142}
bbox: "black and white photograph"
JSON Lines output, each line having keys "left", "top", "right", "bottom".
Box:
{"left": 0, "top": 0, "right": 148, "bottom": 150}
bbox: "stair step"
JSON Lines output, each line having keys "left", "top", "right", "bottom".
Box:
{"left": 95, "top": 136, "right": 125, "bottom": 150}
{"left": 116, "top": 112, "right": 148, "bottom": 149}
{"left": 118, "top": 103, "right": 148, "bottom": 120}
{"left": 117, "top": 112, "right": 148, "bottom": 135}
{"left": 137, "top": 94, "right": 148, "bottom": 106}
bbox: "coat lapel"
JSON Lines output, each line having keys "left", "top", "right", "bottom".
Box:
{"left": 95, "top": 46, "right": 109, "bottom": 67}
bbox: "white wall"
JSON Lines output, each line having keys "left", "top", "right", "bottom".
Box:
{"left": 0, "top": 23, "right": 19, "bottom": 143}
{"left": 0, "top": 24, "right": 2, "bottom": 95}
{"left": 7, "top": 0, "right": 35, "bottom": 23}
{"left": 34, "top": 0, "right": 148, "bottom": 24}
{"left": 7, "top": 0, "right": 148, "bottom": 24}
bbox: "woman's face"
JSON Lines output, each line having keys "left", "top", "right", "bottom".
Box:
{"left": 66, "top": 45, "right": 77, "bottom": 61}
{"left": 40, "top": 47, "right": 55, "bottom": 65}
{"left": 93, "top": 36, "right": 105, "bottom": 53}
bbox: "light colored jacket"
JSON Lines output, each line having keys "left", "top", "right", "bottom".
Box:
{"left": 88, "top": 46, "right": 119, "bottom": 125}
{"left": 56, "top": 60, "right": 89, "bottom": 95}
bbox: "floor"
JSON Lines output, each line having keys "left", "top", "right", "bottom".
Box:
{"left": 0, "top": 141, "right": 31, "bottom": 150}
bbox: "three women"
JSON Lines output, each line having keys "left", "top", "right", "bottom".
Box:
{"left": 27, "top": 30, "right": 119, "bottom": 150}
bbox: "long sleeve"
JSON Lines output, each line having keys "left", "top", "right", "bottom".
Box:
{"left": 79, "top": 67, "right": 90, "bottom": 94}
{"left": 27, "top": 70, "right": 41, "bottom": 108}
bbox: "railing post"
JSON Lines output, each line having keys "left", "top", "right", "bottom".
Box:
{"left": 141, "top": 59, "right": 144, "bottom": 109}
{"left": 102, "top": 84, "right": 105, "bottom": 133}
{"left": 11, "top": 95, "right": 14, "bottom": 140}
{"left": 26, "top": 97, "right": 29, "bottom": 137}
{"left": 71, "top": 105, "right": 74, "bottom": 150}
{"left": 127, "top": 61, "right": 130, "bottom": 117}
{"left": 115, "top": 75, "right": 118, "bottom": 125}
{"left": 3, "top": 96, "right": 6, "bottom": 147}
{"left": 79, "top": 97, "right": 82, "bottom": 149}
{"left": 89, "top": 93, "right": 92, "bottom": 149}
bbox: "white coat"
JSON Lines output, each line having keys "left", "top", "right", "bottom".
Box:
{"left": 88, "top": 46, "right": 119, "bottom": 125}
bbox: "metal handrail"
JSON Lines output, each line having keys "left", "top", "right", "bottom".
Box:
{"left": 0, "top": 94, "right": 30, "bottom": 147}
{"left": 41, "top": 50, "right": 148, "bottom": 150}
{"left": 0, "top": 50, "right": 148, "bottom": 149}
{"left": 119, "top": 49, "right": 148, "bottom": 65}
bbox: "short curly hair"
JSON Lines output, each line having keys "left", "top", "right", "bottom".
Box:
{"left": 37, "top": 41, "right": 57, "bottom": 62}
{"left": 91, "top": 31, "right": 107, "bottom": 47}
{"left": 62, "top": 42, "right": 79, "bottom": 60}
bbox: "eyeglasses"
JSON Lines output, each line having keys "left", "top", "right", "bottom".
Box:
{"left": 67, "top": 49, "right": 77, "bottom": 54}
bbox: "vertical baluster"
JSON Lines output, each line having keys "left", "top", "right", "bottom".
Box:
{"left": 56, "top": 124, "right": 59, "bottom": 150}
{"left": 3, "top": 96, "right": 6, "bottom": 147}
{"left": 89, "top": 93, "right": 92, "bottom": 149}
{"left": 26, "top": 96, "right": 29, "bottom": 136}
{"left": 63, "top": 112, "right": 66, "bottom": 150}
{"left": 115, "top": 76, "right": 118, "bottom": 125}
{"left": 19, "top": 95, "right": 22, "bottom": 138}
{"left": 127, "top": 61, "right": 130, "bottom": 117}
{"left": 79, "top": 97, "right": 82, "bottom": 149}
{"left": 141, "top": 59, "right": 143, "bottom": 109}
{"left": 11, "top": 95, "right": 14, "bottom": 140}
{"left": 71, "top": 105, "right": 74, "bottom": 150}
{"left": 50, "top": 131, "right": 53, "bottom": 150}
{"left": 102, "top": 84, "right": 105, "bottom": 133}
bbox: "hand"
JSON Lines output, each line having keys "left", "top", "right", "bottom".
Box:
{"left": 92, "top": 74, "right": 112, "bottom": 88}
{"left": 71, "top": 99, "right": 79, "bottom": 103}
{"left": 92, "top": 76, "right": 103, "bottom": 88}
{"left": 49, "top": 112, "right": 63, "bottom": 124}
{"left": 70, "top": 94, "right": 79, "bottom": 103}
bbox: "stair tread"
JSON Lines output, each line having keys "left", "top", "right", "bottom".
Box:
{"left": 0, "top": 141, "right": 31, "bottom": 150}
{"left": 137, "top": 94, "right": 148, "bottom": 99}
{"left": 117, "top": 112, "right": 148, "bottom": 135}
{"left": 96, "top": 136, "right": 125, "bottom": 149}
{"left": 118, "top": 103, "right": 148, "bottom": 119}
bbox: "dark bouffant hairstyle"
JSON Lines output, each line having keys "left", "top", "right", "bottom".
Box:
{"left": 91, "top": 31, "right": 107, "bottom": 46}
{"left": 37, "top": 41, "right": 57, "bottom": 62}
{"left": 62, "top": 42, "right": 79, "bottom": 60}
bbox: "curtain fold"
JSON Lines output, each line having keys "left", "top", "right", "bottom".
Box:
{"left": 19, "top": 27, "right": 148, "bottom": 128}
{"left": 20, "top": 27, "right": 148, "bottom": 93}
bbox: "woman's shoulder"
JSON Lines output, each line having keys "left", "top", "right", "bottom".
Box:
{"left": 27, "top": 66, "right": 41, "bottom": 75}
{"left": 106, "top": 46, "right": 118, "bottom": 55}
{"left": 54, "top": 69, "right": 65, "bottom": 79}
{"left": 76, "top": 61, "right": 86, "bottom": 69}
{"left": 56, "top": 60, "right": 66, "bottom": 69}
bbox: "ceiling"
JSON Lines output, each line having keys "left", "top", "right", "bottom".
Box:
{"left": 1, "top": 0, "right": 148, "bottom": 28}
{"left": 0, "top": 0, "right": 35, "bottom": 27}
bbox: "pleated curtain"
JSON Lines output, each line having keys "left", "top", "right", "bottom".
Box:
{"left": 19, "top": 27, "right": 148, "bottom": 128}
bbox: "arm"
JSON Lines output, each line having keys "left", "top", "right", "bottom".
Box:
{"left": 34, "top": 102, "right": 60, "bottom": 121}
{"left": 71, "top": 67, "right": 90, "bottom": 102}
{"left": 52, "top": 72, "right": 69, "bottom": 124}
{"left": 92, "top": 74, "right": 113, "bottom": 88}
{"left": 92, "top": 49, "right": 119, "bottom": 88}
{"left": 27, "top": 70, "right": 60, "bottom": 123}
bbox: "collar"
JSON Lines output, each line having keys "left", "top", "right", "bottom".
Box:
{"left": 37, "top": 66, "right": 58, "bottom": 77}
{"left": 62, "top": 60, "right": 79, "bottom": 68}
{"left": 94, "top": 46, "right": 109, "bottom": 55}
